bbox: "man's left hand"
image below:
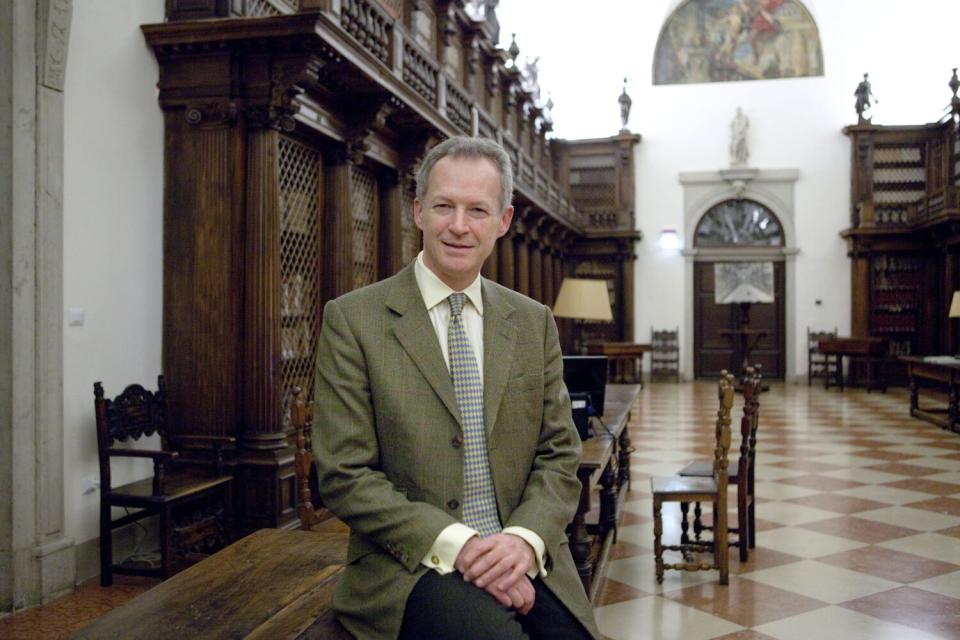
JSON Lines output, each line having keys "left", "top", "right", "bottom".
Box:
{"left": 454, "top": 533, "right": 536, "bottom": 593}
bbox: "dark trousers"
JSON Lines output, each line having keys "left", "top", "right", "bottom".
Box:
{"left": 399, "top": 570, "right": 593, "bottom": 640}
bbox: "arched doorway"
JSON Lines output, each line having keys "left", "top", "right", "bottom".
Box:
{"left": 693, "top": 199, "right": 786, "bottom": 379}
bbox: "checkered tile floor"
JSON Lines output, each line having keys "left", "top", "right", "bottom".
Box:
{"left": 594, "top": 381, "right": 960, "bottom": 640}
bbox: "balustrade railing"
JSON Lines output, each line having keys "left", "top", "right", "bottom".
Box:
{"left": 340, "top": 0, "right": 391, "bottom": 65}
{"left": 402, "top": 40, "right": 439, "bottom": 105}
{"left": 445, "top": 82, "right": 472, "bottom": 135}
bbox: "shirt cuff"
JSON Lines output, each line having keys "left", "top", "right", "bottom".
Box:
{"left": 420, "top": 523, "right": 478, "bottom": 575}
{"left": 502, "top": 526, "right": 548, "bottom": 579}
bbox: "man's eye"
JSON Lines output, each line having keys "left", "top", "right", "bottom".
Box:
{"left": 434, "top": 203, "right": 452, "bottom": 211}
{"left": 469, "top": 208, "right": 490, "bottom": 218}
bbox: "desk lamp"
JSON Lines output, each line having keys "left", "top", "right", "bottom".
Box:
{"left": 553, "top": 278, "right": 613, "bottom": 354}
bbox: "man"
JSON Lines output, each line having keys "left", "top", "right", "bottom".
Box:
{"left": 312, "top": 136, "right": 598, "bottom": 639}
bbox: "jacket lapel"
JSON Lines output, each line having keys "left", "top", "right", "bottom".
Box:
{"left": 481, "top": 281, "right": 517, "bottom": 436}
{"left": 387, "top": 265, "right": 462, "bottom": 426}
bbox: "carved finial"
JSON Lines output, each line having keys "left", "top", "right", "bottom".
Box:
{"left": 949, "top": 68, "right": 960, "bottom": 120}
{"left": 618, "top": 77, "right": 632, "bottom": 132}
{"left": 508, "top": 33, "right": 520, "bottom": 65}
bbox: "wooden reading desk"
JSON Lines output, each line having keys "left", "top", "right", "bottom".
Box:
{"left": 901, "top": 356, "right": 960, "bottom": 433}
{"left": 818, "top": 336, "right": 888, "bottom": 392}
{"left": 570, "top": 383, "right": 640, "bottom": 601}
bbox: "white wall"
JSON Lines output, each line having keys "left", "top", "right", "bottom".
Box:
{"left": 498, "top": 0, "right": 960, "bottom": 379}
{"left": 62, "top": 1, "right": 165, "bottom": 548}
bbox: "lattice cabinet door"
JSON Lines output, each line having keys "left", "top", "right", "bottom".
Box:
{"left": 351, "top": 164, "right": 380, "bottom": 289}
{"left": 278, "top": 135, "right": 323, "bottom": 430}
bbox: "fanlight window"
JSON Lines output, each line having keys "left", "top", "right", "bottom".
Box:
{"left": 694, "top": 200, "right": 783, "bottom": 247}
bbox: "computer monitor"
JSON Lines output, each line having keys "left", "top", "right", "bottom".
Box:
{"left": 562, "top": 355, "right": 608, "bottom": 419}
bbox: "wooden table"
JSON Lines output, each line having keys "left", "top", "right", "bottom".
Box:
{"left": 585, "top": 342, "right": 652, "bottom": 386}
{"left": 71, "top": 529, "right": 350, "bottom": 640}
{"left": 901, "top": 356, "right": 960, "bottom": 432}
{"left": 569, "top": 383, "right": 640, "bottom": 602}
{"left": 819, "top": 337, "right": 888, "bottom": 392}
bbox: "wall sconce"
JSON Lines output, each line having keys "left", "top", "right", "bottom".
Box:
{"left": 658, "top": 227, "right": 681, "bottom": 251}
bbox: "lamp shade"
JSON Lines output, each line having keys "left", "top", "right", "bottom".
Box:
{"left": 950, "top": 291, "right": 960, "bottom": 318}
{"left": 553, "top": 278, "right": 613, "bottom": 322}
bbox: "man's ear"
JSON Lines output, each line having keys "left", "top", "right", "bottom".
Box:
{"left": 413, "top": 198, "right": 424, "bottom": 230}
{"left": 497, "top": 205, "right": 514, "bottom": 238}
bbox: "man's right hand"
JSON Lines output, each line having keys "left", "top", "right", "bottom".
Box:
{"left": 455, "top": 535, "right": 536, "bottom": 614}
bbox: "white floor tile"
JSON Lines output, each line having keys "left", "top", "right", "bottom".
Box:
{"left": 742, "top": 560, "right": 898, "bottom": 604}
{"left": 754, "top": 527, "right": 865, "bottom": 558}
{"left": 754, "top": 605, "right": 944, "bottom": 640}
{"left": 595, "top": 595, "right": 744, "bottom": 640}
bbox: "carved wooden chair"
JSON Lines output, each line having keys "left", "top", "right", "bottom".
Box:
{"left": 678, "top": 366, "right": 762, "bottom": 562}
{"left": 651, "top": 327, "right": 680, "bottom": 382}
{"left": 651, "top": 372, "right": 735, "bottom": 585}
{"left": 291, "top": 386, "right": 345, "bottom": 533}
{"left": 94, "top": 375, "right": 234, "bottom": 586}
{"left": 808, "top": 327, "right": 838, "bottom": 386}
{"left": 290, "top": 386, "right": 354, "bottom": 639}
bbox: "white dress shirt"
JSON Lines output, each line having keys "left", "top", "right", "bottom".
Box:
{"left": 413, "top": 253, "right": 547, "bottom": 579}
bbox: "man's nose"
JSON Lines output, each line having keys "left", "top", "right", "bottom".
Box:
{"left": 448, "top": 208, "right": 469, "bottom": 233}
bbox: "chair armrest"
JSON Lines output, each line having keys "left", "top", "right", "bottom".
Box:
{"left": 107, "top": 448, "right": 178, "bottom": 461}
{"left": 107, "top": 449, "right": 178, "bottom": 496}
{"left": 173, "top": 435, "right": 235, "bottom": 476}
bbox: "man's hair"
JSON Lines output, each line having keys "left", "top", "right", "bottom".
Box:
{"left": 415, "top": 136, "right": 514, "bottom": 213}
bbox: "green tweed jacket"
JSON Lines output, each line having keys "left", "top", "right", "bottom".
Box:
{"left": 312, "top": 262, "right": 599, "bottom": 640}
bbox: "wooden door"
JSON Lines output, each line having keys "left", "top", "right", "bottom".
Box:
{"left": 694, "top": 262, "right": 785, "bottom": 379}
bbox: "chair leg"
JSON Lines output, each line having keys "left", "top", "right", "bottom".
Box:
{"left": 693, "top": 501, "right": 703, "bottom": 541}
{"left": 653, "top": 496, "right": 664, "bottom": 584}
{"left": 714, "top": 499, "right": 729, "bottom": 585}
{"left": 161, "top": 504, "right": 173, "bottom": 580}
{"left": 748, "top": 495, "right": 756, "bottom": 549}
{"left": 680, "top": 502, "right": 690, "bottom": 545}
{"left": 100, "top": 504, "right": 113, "bottom": 587}
{"left": 738, "top": 490, "right": 749, "bottom": 562}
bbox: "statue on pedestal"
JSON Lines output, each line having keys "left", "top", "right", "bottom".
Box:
{"left": 618, "top": 78, "right": 632, "bottom": 132}
{"left": 730, "top": 107, "right": 749, "bottom": 167}
{"left": 854, "top": 72, "right": 876, "bottom": 124}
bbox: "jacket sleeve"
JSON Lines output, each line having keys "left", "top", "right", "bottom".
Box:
{"left": 311, "top": 298, "right": 456, "bottom": 572}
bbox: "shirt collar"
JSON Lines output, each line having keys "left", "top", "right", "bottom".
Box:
{"left": 414, "top": 252, "right": 484, "bottom": 315}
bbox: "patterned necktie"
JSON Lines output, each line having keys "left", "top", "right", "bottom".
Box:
{"left": 447, "top": 293, "right": 501, "bottom": 536}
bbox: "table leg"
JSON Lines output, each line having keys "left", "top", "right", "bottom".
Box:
{"left": 618, "top": 426, "right": 631, "bottom": 491}
{"left": 949, "top": 386, "right": 959, "bottom": 434}
{"left": 570, "top": 468, "right": 594, "bottom": 593}
{"left": 599, "top": 461, "right": 617, "bottom": 543}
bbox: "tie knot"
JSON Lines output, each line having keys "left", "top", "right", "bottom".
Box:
{"left": 448, "top": 293, "right": 466, "bottom": 318}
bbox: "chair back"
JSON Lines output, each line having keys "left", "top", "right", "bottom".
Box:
{"left": 712, "top": 371, "right": 736, "bottom": 481}
{"left": 291, "top": 386, "right": 323, "bottom": 530}
{"left": 808, "top": 327, "right": 838, "bottom": 353}
{"left": 93, "top": 376, "right": 169, "bottom": 487}
{"left": 651, "top": 326, "right": 680, "bottom": 381}
{"left": 737, "top": 366, "right": 762, "bottom": 484}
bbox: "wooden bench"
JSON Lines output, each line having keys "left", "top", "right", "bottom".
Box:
{"left": 70, "top": 529, "right": 352, "bottom": 640}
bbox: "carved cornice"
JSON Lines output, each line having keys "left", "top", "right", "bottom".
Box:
{"left": 184, "top": 101, "right": 239, "bottom": 127}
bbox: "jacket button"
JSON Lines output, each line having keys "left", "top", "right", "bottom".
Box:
{"left": 447, "top": 499, "right": 459, "bottom": 510}
{"left": 451, "top": 436, "right": 462, "bottom": 448}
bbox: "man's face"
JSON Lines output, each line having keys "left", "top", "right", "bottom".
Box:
{"left": 414, "top": 155, "right": 513, "bottom": 291}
